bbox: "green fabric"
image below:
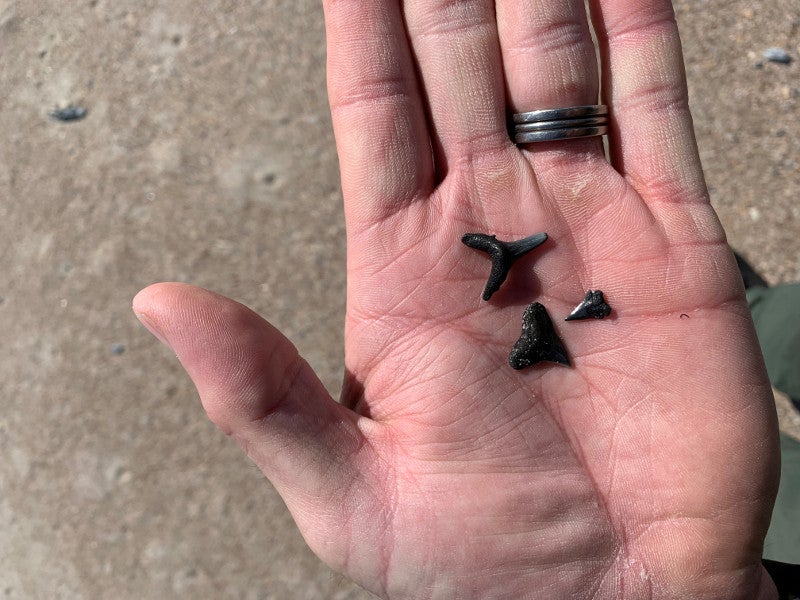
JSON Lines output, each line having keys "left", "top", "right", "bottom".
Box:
{"left": 749, "top": 284, "right": 800, "bottom": 563}
{"left": 747, "top": 285, "right": 800, "bottom": 400}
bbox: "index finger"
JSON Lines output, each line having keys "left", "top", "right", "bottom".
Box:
{"left": 324, "top": 0, "right": 434, "bottom": 224}
{"left": 591, "top": 0, "right": 708, "bottom": 209}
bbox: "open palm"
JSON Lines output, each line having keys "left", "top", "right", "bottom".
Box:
{"left": 134, "top": 0, "right": 780, "bottom": 597}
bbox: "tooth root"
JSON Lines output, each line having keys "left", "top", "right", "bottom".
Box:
{"left": 482, "top": 251, "right": 512, "bottom": 300}
{"left": 565, "top": 290, "right": 612, "bottom": 321}
{"left": 509, "top": 303, "right": 570, "bottom": 370}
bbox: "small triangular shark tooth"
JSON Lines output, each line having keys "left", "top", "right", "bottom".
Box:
{"left": 509, "top": 302, "right": 570, "bottom": 369}
{"left": 565, "top": 290, "right": 612, "bottom": 321}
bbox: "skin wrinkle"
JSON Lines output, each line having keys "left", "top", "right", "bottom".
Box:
{"left": 631, "top": 171, "right": 710, "bottom": 210}
{"left": 346, "top": 295, "right": 486, "bottom": 342}
{"left": 600, "top": 373, "right": 655, "bottom": 416}
{"left": 372, "top": 360, "right": 478, "bottom": 428}
{"left": 655, "top": 208, "right": 723, "bottom": 247}
{"left": 503, "top": 15, "right": 590, "bottom": 57}
{"left": 410, "top": 14, "right": 496, "bottom": 47}
{"left": 530, "top": 146, "right": 610, "bottom": 183}
{"left": 619, "top": 403, "right": 655, "bottom": 599}
{"left": 407, "top": 386, "right": 546, "bottom": 458}
{"left": 444, "top": 130, "right": 515, "bottom": 173}
{"left": 600, "top": 4, "right": 678, "bottom": 43}
{"left": 354, "top": 228, "right": 440, "bottom": 280}
{"left": 580, "top": 200, "right": 656, "bottom": 255}
{"left": 467, "top": 531, "right": 605, "bottom": 578}
{"left": 374, "top": 464, "right": 401, "bottom": 598}
{"left": 380, "top": 352, "right": 466, "bottom": 408}
{"left": 346, "top": 209, "right": 436, "bottom": 264}
{"left": 448, "top": 155, "right": 520, "bottom": 226}
{"left": 612, "top": 79, "right": 689, "bottom": 120}
{"left": 328, "top": 72, "right": 413, "bottom": 114}
{"left": 344, "top": 177, "right": 433, "bottom": 225}
{"left": 348, "top": 274, "right": 439, "bottom": 319}
{"left": 503, "top": 401, "right": 564, "bottom": 467}
{"left": 281, "top": 424, "right": 367, "bottom": 523}
{"left": 575, "top": 318, "right": 715, "bottom": 384}
{"left": 406, "top": 0, "right": 490, "bottom": 35}
{"left": 262, "top": 408, "right": 365, "bottom": 491}
{"left": 329, "top": 467, "right": 379, "bottom": 580}
{"left": 462, "top": 390, "right": 546, "bottom": 450}
{"left": 419, "top": 370, "right": 497, "bottom": 427}
{"left": 244, "top": 351, "right": 305, "bottom": 426}
{"left": 405, "top": 246, "right": 467, "bottom": 295}
{"left": 604, "top": 394, "right": 656, "bottom": 499}
{"left": 357, "top": 333, "right": 432, "bottom": 400}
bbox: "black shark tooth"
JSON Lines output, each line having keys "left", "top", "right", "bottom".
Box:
{"left": 565, "top": 290, "right": 612, "bottom": 321}
{"left": 461, "top": 232, "right": 548, "bottom": 301}
{"left": 509, "top": 302, "right": 570, "bottom": 369}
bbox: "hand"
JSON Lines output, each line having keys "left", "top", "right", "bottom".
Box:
{"left": 133, "top": 0, "right": 780, "bottom": 597}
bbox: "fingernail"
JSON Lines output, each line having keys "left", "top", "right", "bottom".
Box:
{"left": 135, "top": 312, "right": 172, "bottom": 350}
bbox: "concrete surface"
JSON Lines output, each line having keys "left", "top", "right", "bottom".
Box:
{"left": 0, "top": 0, "right": 798, "bottom": 598}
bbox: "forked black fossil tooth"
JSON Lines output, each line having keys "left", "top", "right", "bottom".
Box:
{"left": 509, "top": 302, "right": 570, "bottom": 370}
{"left": 461, "top": 232, "right": 548, "bottom": 301}
{"left": 565, "top": 290, "right": 612, "bottom": 321}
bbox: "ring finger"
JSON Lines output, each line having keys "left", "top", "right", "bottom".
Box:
{"left": 497, "top": 0, "right": 603, "bottom": 157}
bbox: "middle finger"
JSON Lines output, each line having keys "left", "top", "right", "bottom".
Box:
{"left": 404, "top": 0, "right": 510, "bottom": 174}
{"left": 497, "top": 0, "right": 603, "bottom": 156}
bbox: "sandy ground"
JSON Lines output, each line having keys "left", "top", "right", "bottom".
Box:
{"left": 0, "top": 0, "right": 798, "bottom": 598}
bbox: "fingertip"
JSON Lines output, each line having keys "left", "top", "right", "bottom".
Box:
{"left": 131, "top": 283, "right": 301, "bottom": 425}
{"left": 132, "top": 282, "right": 183, "bottom": 349}
{"left": 132, "top": 282, "right": 232, "bottom": 354}
{"left": 132, "top": 281, "right": 199, "bottom": 315}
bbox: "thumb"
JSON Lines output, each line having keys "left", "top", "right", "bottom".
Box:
{"left": 132, "top": 283, "right": 375, "bottom": 559}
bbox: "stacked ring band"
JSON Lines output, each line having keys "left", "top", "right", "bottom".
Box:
{"left": 511, "top": 105, "right": 609, "bottom": 143}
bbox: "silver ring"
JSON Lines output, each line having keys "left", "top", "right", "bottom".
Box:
{"left": 512, "top": 104, "right": 608, "bottom": 124}
{"left": 514, "top": 115, "right": 608, "bottom": 132}
{"left": 514, "top": 125, "right": 608, "bottom": 144}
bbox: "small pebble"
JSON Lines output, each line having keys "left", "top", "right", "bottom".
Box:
{"left": 763, "top": 48, "right": 792, "bottom": 64}
{"left": 111, "top": 343, "right": 125, "bottom": 355}
{"left": 49, "top": 105, "right": 88, "bottom": 121}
